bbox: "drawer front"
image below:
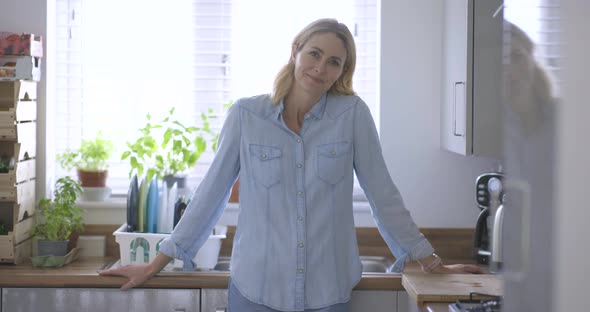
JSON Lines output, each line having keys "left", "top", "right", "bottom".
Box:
{"left": 2, "top": 288, "right": 200, "bottom": 312}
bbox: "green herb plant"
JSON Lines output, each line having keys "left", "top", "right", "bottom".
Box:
{"left": 57, "top": 133, "right": 115, "bottom": 172}
{"left": 121, "top": 107, "right": 220, "bottom": 181}
{"left": 33, "top": 176, "right": 85, "bottom": 241}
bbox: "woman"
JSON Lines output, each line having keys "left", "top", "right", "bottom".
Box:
{"left": 100, "top": 19, "right": 481, "bottom": 311}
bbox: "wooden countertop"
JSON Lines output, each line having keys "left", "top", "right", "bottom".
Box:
{"left": 0, "top": 257, "right": 404, "bottom": 290}
{"left": 402, "top": 271, "right": 503, "bottom": 308}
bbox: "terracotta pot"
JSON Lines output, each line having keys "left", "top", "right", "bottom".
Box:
{"left": 229, "top": 178, "right": 239, "bottom": 203}
{"left": 77, "top": 169, "right": 108, "bottom": 187}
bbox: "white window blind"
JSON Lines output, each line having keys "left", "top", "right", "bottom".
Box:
{"left": 54, "top": 0, "right": 378, "bottom": 195}
{"left": 504, "top": 0, "right": 561, "bottom": 86}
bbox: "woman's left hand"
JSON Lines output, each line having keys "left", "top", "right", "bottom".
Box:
{"left": 431, "top": 263, "right": 483, "bottom": 274}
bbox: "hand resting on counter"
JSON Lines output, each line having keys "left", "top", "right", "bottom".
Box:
{"left": 98, "top": 253, "right": 172, "bottom": 290}
{"left": 417, "top": 253, "right": 483, "bottom": 274}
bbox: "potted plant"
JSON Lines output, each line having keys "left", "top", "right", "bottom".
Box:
{"left": 121, "top": 107, "right": 218, "bottom": 188}
{"left": 57, "top": 133, "right": 115, "bottom": 188}
{"left": 32, "top": 176, "right": 85, "bottom": 256}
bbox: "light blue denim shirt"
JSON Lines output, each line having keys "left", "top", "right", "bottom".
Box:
{"left": 159, "top": 93, "right": 434, "bottom": 311}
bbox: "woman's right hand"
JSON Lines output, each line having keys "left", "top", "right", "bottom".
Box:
{"left": 98, "top": 264, "right": 156, "bottom": 290}
{"left": 98, "top": 253, "right": 172, "bottom": 290}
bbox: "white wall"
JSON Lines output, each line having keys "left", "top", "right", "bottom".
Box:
{"left": 379, "top": 1, "right": 497, "bottom": 227}
{"left": 555, "top": 1, "right": 590, "bottom": 310}
{"left": 0, "top": 0, "right": 52, "bottom": 200}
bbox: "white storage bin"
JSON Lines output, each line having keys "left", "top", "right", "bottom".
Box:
{"left": 113, "top": 223, "right": 227, "bottom": 270}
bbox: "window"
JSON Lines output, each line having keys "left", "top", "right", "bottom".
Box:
{"left": 54, "top": 0, "right": 379, "bottom": 194}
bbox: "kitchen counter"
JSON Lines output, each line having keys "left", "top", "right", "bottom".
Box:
{"left": 0, "top": 257, "right": 404, "bottom": 290}
{"left": 402, "top": 271, "right": 502, "bottom": 309}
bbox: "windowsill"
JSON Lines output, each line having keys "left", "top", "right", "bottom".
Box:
{"left": 80, "top": 199, "right": 376, "bottom": 227}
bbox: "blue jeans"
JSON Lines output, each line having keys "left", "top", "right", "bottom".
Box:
{"left": 227, "top": 279, "right": 349, "bottom": 312}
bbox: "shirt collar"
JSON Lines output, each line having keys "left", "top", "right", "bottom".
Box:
{"left": 274, "top": 93, "right": 328, "bottom": 120}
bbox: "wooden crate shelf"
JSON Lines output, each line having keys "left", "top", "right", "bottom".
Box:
{"left": 0, "top": 204, "right": 34, "bottom": 241}
{"left": 0, "top": 80, "right": 37, "bottom": 264}
{"left": 0, "top": 179, "right": 34, "bottom": 203}
{"left": 0, "top": 80, "right": 37, "bottom": 105}
{"left": 0, "top": 237, "right": 32, "bottom": 264}
{"left": 0, "top": 158, "right": 35, "bottom": 186}
{"left": 0, "top": 120, "right": 35, "bottom": 141}
{"left": 0, "top": 100, "right": 37, "bottom": 124}
{"left": 0, "top": 141, "right": 35, "bottom": 162}
{"left": 0, "top": 190, "right": 35, "bottom": 223}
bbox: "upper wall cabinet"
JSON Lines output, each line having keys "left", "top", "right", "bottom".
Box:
{"left": 440, "top": 0, "right": 503, "bottom": 158}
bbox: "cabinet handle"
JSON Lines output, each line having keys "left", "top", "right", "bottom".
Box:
{"left": 453, "top": 81, "right": 466, "bottom": 137}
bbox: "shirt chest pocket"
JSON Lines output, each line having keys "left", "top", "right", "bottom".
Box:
{"left": 249, "top": 144, "right": 283, "bottom": 188}
{"left": 316, "top": 141, "right": 351, "bottom": 185}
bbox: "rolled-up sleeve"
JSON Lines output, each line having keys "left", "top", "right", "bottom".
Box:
{"left": 352, "top": 100, "right": 433, "bottom": 272}
{"left": 159, "top": 102, "right": 241, "bottom": 270}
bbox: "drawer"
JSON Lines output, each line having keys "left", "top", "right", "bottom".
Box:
{"left": 0, "top": 120, "right": 35, "bottom": 142}
{"left": 0, "top": 158, "right": 35, "bottom": 186}
{"left": 0, "top": 100, "right": 37, "bottom": 124}
{"left": 0, "top": 80, "right": 37, "bottom": 104}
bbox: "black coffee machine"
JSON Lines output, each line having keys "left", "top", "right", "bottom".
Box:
{"left": 473, "top": 172, "right": 504, "bottom": 264}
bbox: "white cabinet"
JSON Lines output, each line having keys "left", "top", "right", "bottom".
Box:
{"left": 1, "top": 288, "right": 200, "bottom": 312}
{"left": 350, "top": 290, "right": 399, "bottom": 311}
{"left": 440, "top": 0, "right": 503, "bottom": 158}
{"left": 200, "top": 289, "right": 402, "bottom": 312}
{"left": 201, "top": 288, "right": 228, "bottom": 312}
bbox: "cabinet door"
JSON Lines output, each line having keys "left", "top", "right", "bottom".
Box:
{"left": 441, "top": 0, "right": 503, "bottom": 157}
{"left": 2, "top": 288, "right": 200, "bottom": 312}
{"left": 350, "top": 290, "right": 397, "bottom": 312}
{"left": 441, "top": 0, "right": 472, "bottom": 156}
{"left": 201, "top": 288, "right": 228, "bottom": 312}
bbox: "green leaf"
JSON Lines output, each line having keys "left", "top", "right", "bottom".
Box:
{"left": 163, "top": 129, "right": 173, "bottom": 147}
{"left": 188, "top": 152, "right": 200, "bottom": 165}
{"left": 147, "top": 168, "right": 157, "bottom": 181}
{"left": 195, "top": 136, "right": 206, "bottom": 154}
{"left": 121, "top": 151, "right": 131, "bottom": 160}
{"left": 130, "top": 156, "right": 138, "bottom": 167}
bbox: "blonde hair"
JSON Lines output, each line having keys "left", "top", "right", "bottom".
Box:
{"left": 271, "top": 18, "right": 357, "bottom": 105}
{"left": 508, "top": 22, "right": 556, "bottom": 104}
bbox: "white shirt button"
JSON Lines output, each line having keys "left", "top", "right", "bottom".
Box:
{"left": 296, "top": 138, "right": 301, "bottom": 143}
{"left": 298, "top": 268, "right": 304, "bottom": 273}
{"left": 298, "top": 191, "right": 303, "bottom": 196}
{"left": 298, "top": 243, "right": 304, "bottom": 248}
{"left": 298, "top": 216, "right": 304, "bottom": 221}
{"left": 297, "top": 163, "right": 302, "bottom": 168}
{"left": 262, "top": 154, "right": 267, "bottom": 159}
